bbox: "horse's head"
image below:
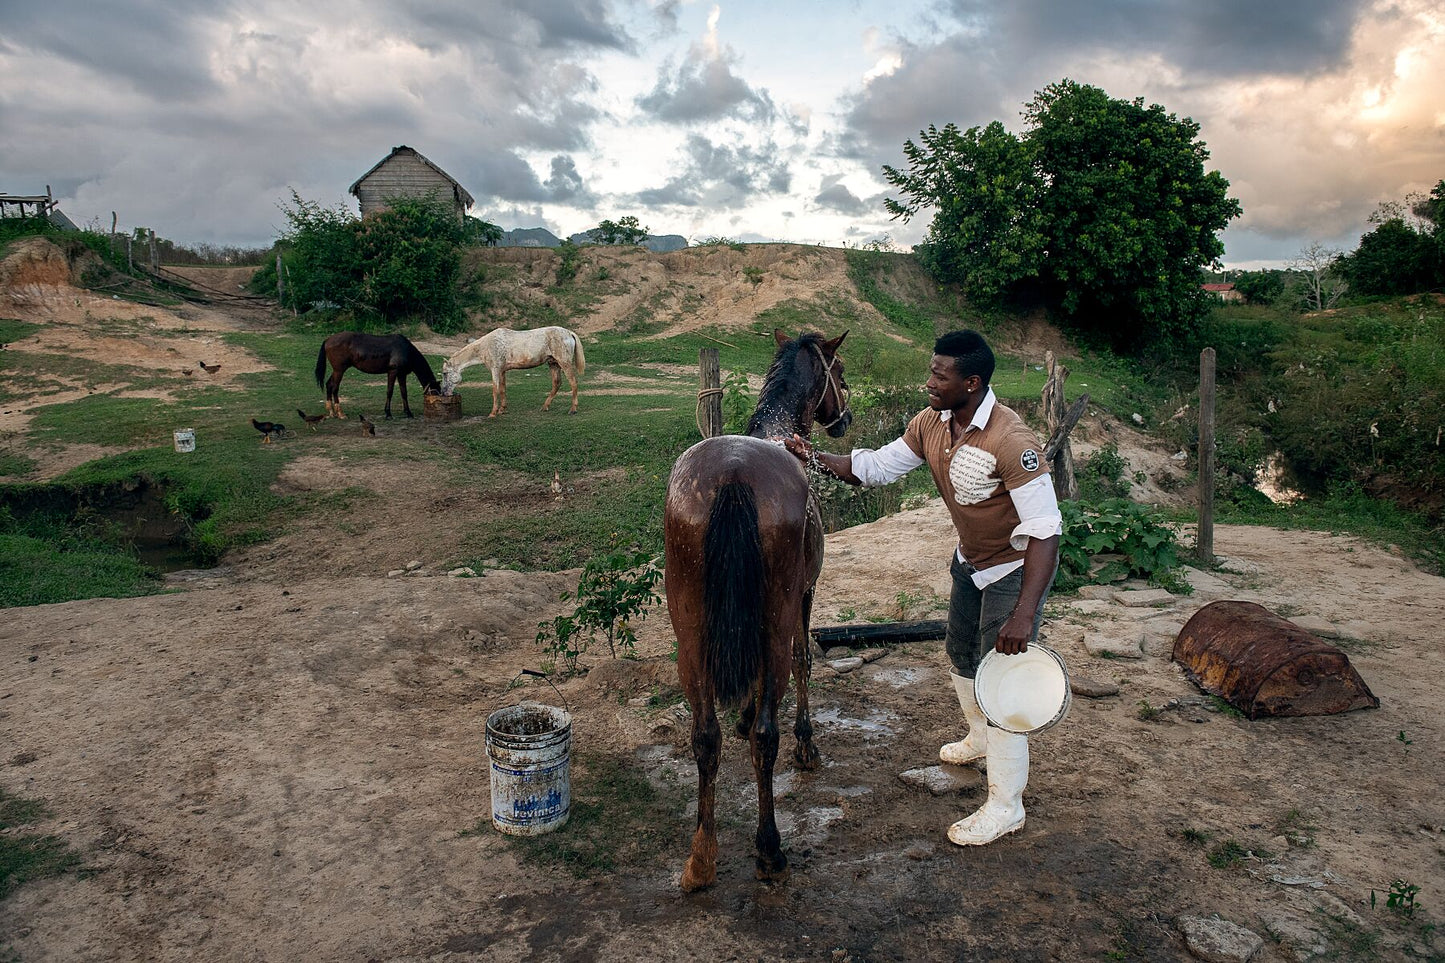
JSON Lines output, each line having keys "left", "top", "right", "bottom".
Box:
{"left": 440, "top": 360, "right": 460, "bottom": 396}
{"left": 812, "top": 331, "right": 852, "bottom": 438}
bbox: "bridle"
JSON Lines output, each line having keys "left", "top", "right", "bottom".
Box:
{"left": 809, "top": 342, "right": 851, "bottom": 432}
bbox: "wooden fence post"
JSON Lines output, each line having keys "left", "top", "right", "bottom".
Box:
{"left": 1197, "top": 347, "right": 1216, "bottom": 564}
{"left": 1041, "top": 351, "right": 1084, "bottom": 501}
{"left": 698, "top": 348, "right": 722, "bottom": 438}
{"left": 148, "top": 230, "right": 158, "bottom": 273}
{"left": 276, "top": 254, "right": 285, "bottom": 304}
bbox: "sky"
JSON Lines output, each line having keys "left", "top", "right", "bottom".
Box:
{"left": 2, "top": 0, "right": 1443, "bottom": 268}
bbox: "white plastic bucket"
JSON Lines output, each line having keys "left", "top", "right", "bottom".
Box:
{"left": 173, "top": 429, "right": 196, "bottom": 453}
{"left": 974, "top": 644, "right": 1072, "bottom": 734}
{"left": 485, "top": 702, "right": 572, "bottom": 836}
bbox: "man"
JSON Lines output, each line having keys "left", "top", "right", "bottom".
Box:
{"left": 783, "top": 330, "right": 1061, "bottom": 846}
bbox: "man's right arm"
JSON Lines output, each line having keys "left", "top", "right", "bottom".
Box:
{"left": 783, "top": 435, "right": 922, "bottom": 487}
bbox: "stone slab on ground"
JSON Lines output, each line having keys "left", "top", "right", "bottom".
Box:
{"left": 1258, "top": 913, "right": 1329, "bottom": 962}
{"left": 855, "top": 647, "right": 889, "bottom": 663}
{"left": 1181, "top": 566, "right": 1234, "bottom": 597}
{"left": 898, "top": 765, "right": 981, "bottom": 796}
{"left": 1075, "top": 585, "right": 1118, "bottom": 601}
{"left": 1083, "top": 632, "right": 1144, "bottom": 659}
{"left": 1115, "top": 588, "right": 1176, "bottom": 607}
{"left": 1177, "top": 915, "right": 1263, "bottom": 963}
{"left": 1069, "top": 676, "right": 1121, "bottom": 698}
{"left": 828, "top": 657, "right": 865, "bottom": 673}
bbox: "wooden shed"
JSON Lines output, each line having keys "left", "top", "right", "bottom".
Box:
{"left": 348, "top": 146, "right": 474, "bottom": 219}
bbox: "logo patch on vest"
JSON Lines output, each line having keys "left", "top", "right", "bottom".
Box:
{"left": 1020, "top": 449, "right": 1040, "bottom": 472}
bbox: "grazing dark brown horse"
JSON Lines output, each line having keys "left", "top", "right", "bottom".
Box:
{"left": 664, "top": 328, "right": 852, "bottom": 892}
{"left": 314, "top": 332, "right": 441, "bottom": 419}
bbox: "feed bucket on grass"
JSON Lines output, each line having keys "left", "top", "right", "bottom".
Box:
{"left": 486, "top": 701, "right": 572, "bottom": 836}
{"left": 173, "top": 428, "right": 196, "bottom": 453}
{"left": 424, "top": 391, "right": 462, "bottom": 421}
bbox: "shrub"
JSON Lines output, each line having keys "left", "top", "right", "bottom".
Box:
{"left": 536, "top": 548, "right": 662, "bottom": 674}
{"left": 1057, "top": 498, "right": 1182, "bottom": 591}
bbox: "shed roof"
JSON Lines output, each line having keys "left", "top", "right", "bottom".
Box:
{"left": 1201, "top": 283, "right": 1236, "bottom": 292}
{"left": 347, "top": 145, "right": 475, "bottom": 208}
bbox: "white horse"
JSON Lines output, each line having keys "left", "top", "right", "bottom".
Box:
{"left": 440, "top": 326, "right": 586, "bottom": 417}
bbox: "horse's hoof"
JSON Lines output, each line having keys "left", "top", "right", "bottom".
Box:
{"left": 794, "top": 742, "right": 821, "bottom": 771}
{"left": 754, "top": 854, "right": 790, "bottom": 884}
{"left": 734, "top": 720, "right": 750, "bottom": 741}
{"left": 680, "top": 858, "right": 715, "bottom": 893}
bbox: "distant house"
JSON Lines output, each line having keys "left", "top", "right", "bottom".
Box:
{"left": 1202, "top": 282, "right": 1243, "bottom": 303}
{"left": 348, "top": 146, "right": 474, "bottom": 219}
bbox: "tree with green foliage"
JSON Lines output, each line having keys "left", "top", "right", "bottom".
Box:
{"left": 1340, "top": 181, "right": 1444, "bottom": 297}
{"left": 592, "top": 215, "right": 649, "bottom": 245}
{"left": 1232, "top": 270, "right": 1286, "bottom": 305}
{"left": 465, "top": 217, "right": 504, "bottom": 247}
{"left": 884, "top": 121, "right": 1046, "bottom": 304}
{"left": 265, "top": 191, "right": 471, "bottom": 332}
{"left": 885, "top": 79, "right": 1241, "bottom": 351}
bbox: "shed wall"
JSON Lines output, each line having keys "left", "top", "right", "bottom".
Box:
{"left": 356, "top": 154, "right": 465, "bottom": 217}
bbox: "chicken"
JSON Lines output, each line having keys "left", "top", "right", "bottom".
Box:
{"left": 251, "top": 418, "right": 285, "bottom": 444}
{"left": 550, "top": 470, "right": 563, "bottom": 501}
{"left": 181, "top": 368, "right": 194, "bottom": 377}
{"left": 296, "top": 409, "right": 326, "bottom": 432}
{"left": 199, "top": 361, "right": 221, "bottom": 374}
{"left": 359, "top": 413, "right": 376, "bottom": 437}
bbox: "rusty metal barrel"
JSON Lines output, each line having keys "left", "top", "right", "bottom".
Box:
{"left": 424, "top": 391, "right": 462, "bottom": 421}
{"left": 1173, "top": 600, "right": 1379, "bottom": 719}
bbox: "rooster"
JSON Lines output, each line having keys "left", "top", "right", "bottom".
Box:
{"left": 296, "top": 409, "right": 326, "bottom": 432}
{"left": 199, "top": 361, "right": 221, "bottom": 374}
{"left": 550, "top": 470, "right": 563, "bottom": 501}
{"left": 359, "top": 413, "right": 376, "bottom": 437}
{"left": 250, "top": 418, "right": 285, "bottom": 444}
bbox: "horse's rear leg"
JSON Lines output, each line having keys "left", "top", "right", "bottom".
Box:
{"left": 565, "top": 364, "right": 579, "bottom": 414}
{"left": 384, "top": 371, "right": 396, "bottom": 419}
{"left": 542, "top": 361, "right": 561, "bottom": 411}
{"left": 398, "top": 371, "right": 414, "bottom": 418}
{"left": 792, "top": 588, "right": 821, "bottom": 770}
{"left": 328, "top": 373, "right": 347, "bottom": 419}
{"left": 751, "top": 684, "right": 789, "bottom": 883}
{"left": 682, "top": 699, "right": 722, "bottom": 892}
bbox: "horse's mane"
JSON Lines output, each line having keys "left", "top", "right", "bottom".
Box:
{"left": 746, "top": 333, "right": 825, "bottom": 436}
{"left": 403, "top": 338, "right": 440, "bottom": 389}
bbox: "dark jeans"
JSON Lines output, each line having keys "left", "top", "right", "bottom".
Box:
{"left": 944, "top": 554, "right": 1054, "bottom": 678}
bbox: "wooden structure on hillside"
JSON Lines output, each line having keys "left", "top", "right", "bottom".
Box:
{"left": 1, "top": 185, "right": 62, "bottom": 220}
{"left": 348, "top": 146, "right": 474, "bottom": 219}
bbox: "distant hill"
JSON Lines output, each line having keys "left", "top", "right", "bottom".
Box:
{"left": 498, "top": 227, "right": 562, "bottom": 248}
{"left": 566, "top": 230, "right": 689, "bottom": 253}
{"left": 499, "top": 227, "right": 688, "bottom": 253}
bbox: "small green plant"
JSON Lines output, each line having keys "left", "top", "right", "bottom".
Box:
{"left": 0, "top": 789, "right": 84, "bottom": 899}
{"left": 1207, "top": 838, "right": 1248, "bottom": 869}
{"left": 1382, "top": 879, "right": 1421, "bottom": 918}
{"left": 1208, "top": 695, "right": 1245, "bottom": 719}
{"left": 536, "top": 548, "right": 662, "bottom": 673}
{"left": 1397, "top": 729, "right": 1413, "bottom": 746}
{"left": 1057, "top": 498, "right": 1183, "bottom": 592}
{"left": 1180, "top": 827, "right": 1210, "bottom": 846}
{"left": 1135, "top": 699, "right": 1160, "bottom": 721}
{"left": 554, "top": 239, "right": 582, "bottom": 285}
{"left": 742, "top": 265, "right": 765, "bottom": 287}
{"left": 721, "top": 367, "right": 753, "bottom": 433}
{"left": 1079, "top": 442, "right": 1132, "bottom": 500}
{"left": 836, "top": 607, "right": 857, "bottom": 621}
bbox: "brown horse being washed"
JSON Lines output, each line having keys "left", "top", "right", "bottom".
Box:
{"left": 664, "top": 328, "right": 851, "bottom": 892}
{"left": 314, "top": 332, "right": 441, "bottom": 419}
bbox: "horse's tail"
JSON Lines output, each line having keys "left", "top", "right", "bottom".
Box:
{"left": 315, "top": 342, "right": 329, "bottom": 389}
{"left": 571, "top": 331, "right": 586, "bottom": 377}
{"left": 702, "top": 481, "right": 765, "bottom": 706}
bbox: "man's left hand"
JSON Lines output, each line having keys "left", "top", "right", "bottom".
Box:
{"left": 994, "top": 611, "right": 1033, "bottom": 655}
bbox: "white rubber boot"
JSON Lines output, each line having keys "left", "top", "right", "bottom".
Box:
{"left": 939, "top": 672, "right": 988, "bottom": 766}
{"left": 947, "top": 728, "right": 1028, "bottom": 846}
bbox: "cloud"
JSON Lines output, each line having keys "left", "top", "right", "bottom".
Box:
{"left": 812, "top": 177, "right": 870, "bottom": 217}
{"left": 0, "top": 1, "right": 633, "bottom": 244}
{"left": 633, "top": 134, "right": 790, "bottom": 208}
{"left": 838, "top": 0, "right": 1444, "bottom": 262}
{"left": 635, "top": 5, "right": 775, "bottom": 124}
{"left": 543, "top": 155, "right": 598, "bottom": 205}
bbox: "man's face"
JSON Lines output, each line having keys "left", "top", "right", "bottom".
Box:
{"left": 925, "top": 355, "right": 977, "bottom": 411}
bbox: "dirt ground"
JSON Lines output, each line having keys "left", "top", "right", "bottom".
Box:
{"left": 2, "top": 260, "right": 1444, "bottom": 962}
